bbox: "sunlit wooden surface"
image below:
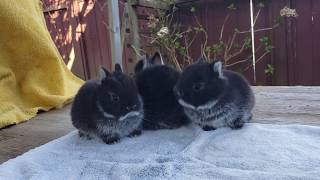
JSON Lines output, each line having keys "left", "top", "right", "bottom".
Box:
{"left": 1, "top": 86, "right": 320, "bottom": 164}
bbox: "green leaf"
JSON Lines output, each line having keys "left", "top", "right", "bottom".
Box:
{"left": 227, "top": 3, "right": 236, "bottom": 10}
{"left": 212, "top": 42, "right": 225, "bottom": 55}
{"left": 265, "top": 64, "right": 274, "bottom": 76}
{"left": 179, "top": 47, "right": 186, "bottom": 54}
{"left": 257, "top": 3, "right": 265, "bottom": 8}
{"left": 174, "top": 41, "right": 181, "bottom": 48}
{"left": 244, "top": 37, "right": 252, "bottom": 49}
{"left": 205, "top": 46, "right": 211, "bottom": 53}
{"left": 190, "top": 6, "right": 196, "bottom": 12}
{"left": 193, "top": 27, "right": 200, "bottom": 32}
{"left": 265, "top": 45, "right": 274, "bottom": 53}
{"left": 275, "top": 16, "right": 284, "bottom": 24}
{"left": 259, "top": 37, "right": 269, "bottom": 45}
{"left": 175, "top": 33, "right": 183, "bottom": 38}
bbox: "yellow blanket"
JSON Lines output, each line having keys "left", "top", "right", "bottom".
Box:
{"left": 0, "top": 0, "right": 83, "bottom": 128}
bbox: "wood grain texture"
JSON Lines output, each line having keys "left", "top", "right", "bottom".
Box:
{"left": 174, "top": 0, "right": 320, "bottom": 85}
{"left": 0, "top": 105, "right": 74, "bottom": 164}
{"left": 1, "top": 87, "right": 320, "bottom": 164}
{"left": 253, "top": 86, "right": 320, "bottom": 126}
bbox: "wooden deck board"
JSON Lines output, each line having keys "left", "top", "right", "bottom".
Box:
{"left": 0, "top": 105, "right": 74, "bottom": 164}
{"left": 252, "top": 86, "right": 320, "bottom": 125}
{"left": 0, "top": 86, "right": 320, "bottom": 164}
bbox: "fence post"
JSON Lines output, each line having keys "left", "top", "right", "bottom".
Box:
{"left": 250, "top": 0, "right": 256, "bottom": 84}
{"left": 108, "top": 0, "right": 123, "bottom": 70}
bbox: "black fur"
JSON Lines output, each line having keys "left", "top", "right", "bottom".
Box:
{"left": 175, "top": 60, "right": 255, "bottom": 130}
{"left": 134, "top": 60, "right": 145, "bottom": 74}
{"left": 134, "top": 52, "right": 189, "bottom": 130}
{"left": 175, "top": 62, "right": 227, "bottom": 107}
{"left": 71, "top": 64, "right": 143, "bottom": 144}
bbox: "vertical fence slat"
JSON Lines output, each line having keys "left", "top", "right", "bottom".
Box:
{"left": 294, "top": 0, "right": 313, "bottom": 85}
{"left": 271, "top": 0, "right": 289, "bottom": 85}
{"left": 285, "top": 0, "right": 296, "bottom": 85}
{"left": 312, "top": 0, "right": 320, "bottom": 85}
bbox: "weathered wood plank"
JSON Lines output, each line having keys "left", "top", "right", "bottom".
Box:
{"left": 252, "top": 86, "right": 320, "bottom": 125}
{"left": 0, "top": 105, "right": 74, "bottom": 164}
{"left": 0, "top": 87, "right": 320, "bottom": 164}
{"left": 254, "top": 86, "right": 320, "bottom": 94}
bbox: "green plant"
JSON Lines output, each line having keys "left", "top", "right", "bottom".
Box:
{"left": 265, "top": 64, "right": 274, "bottom": 76}
{"left": 202, "top": 3, "right": 282, "bottom": 71}
{"left": 142, "top": 1, "right": 297, "bottom": 75}
{"left": 143, "top": 5, "right": 206, "bottom": 70}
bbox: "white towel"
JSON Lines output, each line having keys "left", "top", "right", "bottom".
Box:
{"left": 1, "top": 123, "right": 320, "bottom": 180}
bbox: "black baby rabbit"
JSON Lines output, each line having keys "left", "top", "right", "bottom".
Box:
{"left": 174, "top": 60, "right": 255, "bottom": 131}
{"left": 134, "top": 52, "right": 189, "bottom": 130}
{"left": 71, "top": 64, "right": 143, "bottom": 144}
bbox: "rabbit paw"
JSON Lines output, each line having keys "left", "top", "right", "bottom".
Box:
{"left": 128, "top": 129, "right": 142, "bottom": 137}
{"left": 79, "top": 131, "right": 93, "bottom": 140}
{"left": 101, "top": 134, "right": 120, "bottom": 144}
{"left": 228, "top": 118, "right": 245, "bottom": 129}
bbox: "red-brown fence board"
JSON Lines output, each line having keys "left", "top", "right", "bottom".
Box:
{"left": 42, "top": 0, "right": 112, "bottom": 80}
{"left": 270, "top": 0, "right": 288, "bottom": 85}
{"left": 312, "top": 0, "right": 320, "bottom": 85}
{"left": 42, "top": 0, "right": 320, "bottom": 85}
{"left": 294, "top": 0, "right": 313, "bottom": 85}
{"left": 175, "top": 0, "right": 320, "bottom": 85}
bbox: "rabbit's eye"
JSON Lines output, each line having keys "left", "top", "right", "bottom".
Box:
{"left": 193, "top": 83, "right": 205, "bottom": 91}
{"left": 110, "top": 93, "right": 120, "bottom": 102}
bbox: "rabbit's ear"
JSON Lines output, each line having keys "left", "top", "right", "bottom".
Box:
{"left": 115, "top": 63, "right": 122, "bottom": 73}
{"left": 210, "top": 61, "right": 224, "bottom": 79}
{"left": 150, "top": 51, "right": 164, "bottom": 65}
{"left": 98, "top": 66, "right": 110, "bottom": 81}
{"left": 196, "top": 56, "right": 206, "bottom": 63}
{"left": 134, "top": 55, "right": 147, "bottom": 73}
{"left": 141, "top": 54, "right": 149, "bottom": 66}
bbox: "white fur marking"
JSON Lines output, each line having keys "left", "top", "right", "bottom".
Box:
{"left": 179, "top": 99, "right": 239, "bottom": 128}
{"left": 98, "top": 68, "right": 107, "bottom": 81}
{"left": 96, "top": 102, "right": 115, "bottom": 119}
{"left": 197, "top": 100, "right": 218, "bottom": 110}
{"left": 178, "top": 99, "right": 196, "bottom": 110}
{"left": 142, "top": 58, "right": 149, "bottom": 70}
{"left": 158, "top": 51, "right": 164, "bottom": 65}
{"left": 119, "top": 111, "right": 141, "bottom": 122}
{"left": 178, "top": 99, "right": 218, "bottom": 111}
{"left": 213, "top": 61, "right": 224, "bottom": 79}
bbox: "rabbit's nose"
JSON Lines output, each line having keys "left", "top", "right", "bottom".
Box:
{"left": 126, "top": 105, "right": 137, "bottom": 111}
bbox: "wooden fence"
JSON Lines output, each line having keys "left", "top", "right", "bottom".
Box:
{"left": 42, "top": 0, "right": 113, "bottom": 80}
{"left": 43, "top": 0, "right": 320, "bottom": 85}
{"left": 175, "top": 0, "right": 320, "bottom": 85}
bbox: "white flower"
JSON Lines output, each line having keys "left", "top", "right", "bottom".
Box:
{"left": 157, "top": 27, "right": 169, "bottom": 38}
{"left": 280, "top": 6, "right": 298, "bottom": 17}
